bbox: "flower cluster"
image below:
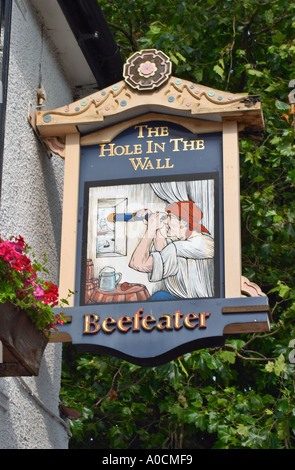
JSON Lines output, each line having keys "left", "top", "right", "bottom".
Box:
{"left": 0, "top": 235, "right": 67, "bottom": 334}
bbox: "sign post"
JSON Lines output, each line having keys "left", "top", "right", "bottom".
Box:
{"left": 34, "top": 49, "right": 270, "bottom": 366}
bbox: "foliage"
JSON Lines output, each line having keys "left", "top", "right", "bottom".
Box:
{"left": 62, "top": 338, "right": 295, "bottom": 449}
{"left": 0, "top": 235, "right": 67, "bottom": 334}
{"left": 60, "top": 0, "right": 295, "bottom": 449}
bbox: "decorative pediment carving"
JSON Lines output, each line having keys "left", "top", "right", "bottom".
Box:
{"left": 34, "top": 49, "right": 264, "bottom": 140}
{"left": 36, "top": 78, "right": 263, "bottom": 137}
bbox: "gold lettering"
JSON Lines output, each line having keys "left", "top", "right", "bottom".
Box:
{"left": 146, "top": 141, "right": 153, "bottom": 154}
{"left": 99, "top": 143, "right": 115, "bottom": 157}
{"left": 129, "top": 157, "right": 150, "bottom": 171}
{"left": 146, "top": 141, "right": 166, "bottom": 153}
{"left": 83, "top": 314, "right": 100, "bottom": 334}
{"left": 133, "top": 308, "right": 144, "bottom": 332}
{"left": 165, "top": 158, "right": 174, "bottom": 168}
{"left": 141, "top": 315, "right": 156, "bottom": 331}
{"left": 147, "top": 126, "right": 160, "bottom": 137}
{"left": 149, "top": 126, "right": 169, "bottom": 137}
{"left": 136, "top": 125, "right": 169, "bottom": 138}
{"left": 117, "top": 316, "right": 132, "bottom": 332}
{"left": 101, "top": 317, "right": 116, "bottom": 333}
{"left": 134, "top": 144, "right": 142, "bottom": 154}
{"left": 169, "top": 138, "right": 183, "bottom": 151}
{"left": 135, "top": 124, "right": 148, "bottom": 138}
{"left": 199, "top": 312, "right": 210, "bottom": 328}
{"left": 169, "top": 138, "right": 205, "bottom": 152}
{"left": 196, "top": 140, "right": 205, "bottom": 150}
{"left": 156, "top": 159, "right": 165, "bottom": 169}
{"left": 145, "top": 159, "right": 154, "bottom": 170}
{"left": 173, "top": 310, "right": 183, "bottom": 330}
{"left": 183, "top": 140, "right": 195, "bottom": 151}
{"left": 83, "top": 309, "right": 210, "bottom": 335}
{"left": 154, "top": 142, "right": 165, "bottom": 153}
{"left": 114, "top": 145, "right": 125, "bottom": 156}
{"left": 157, "top": 314, "right": 173, "bottom": 331}
{"left": 184, "top": 313, "right": 199, "bottom": 329}
{"left": 123, "top": 145, "right": 134, "bottom": 155}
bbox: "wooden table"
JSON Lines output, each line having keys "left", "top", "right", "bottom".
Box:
{"left": 87, "top": 282, "right": 150, "bottom": 304}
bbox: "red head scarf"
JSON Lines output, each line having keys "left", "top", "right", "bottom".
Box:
{"left": 166, "top": 201, "right": 210, "bottom": 239}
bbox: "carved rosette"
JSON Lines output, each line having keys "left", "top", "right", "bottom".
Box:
{"left": 123, "top": 49, "right": 172, "bottom": 90}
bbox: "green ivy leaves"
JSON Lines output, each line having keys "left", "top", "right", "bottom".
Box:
{"left": 60, "top": 0, "right": 295, "bottom": 450}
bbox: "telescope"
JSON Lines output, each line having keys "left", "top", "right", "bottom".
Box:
{"left": 107, "top": 213, "right": 149, "bottom": 222}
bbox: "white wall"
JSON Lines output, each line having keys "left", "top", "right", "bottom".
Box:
{"left": 0, "top": 1, "right": 75, "bottom": 449}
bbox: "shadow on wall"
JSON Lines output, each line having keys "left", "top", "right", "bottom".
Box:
{"left": 37, "top": 138, "right": 64, "bottom": 280}
{"left": 0, "top": 381, "right": 18, "bottom": 449}
{"left": 0, "top": 344, "right": 70, "bottom": 449}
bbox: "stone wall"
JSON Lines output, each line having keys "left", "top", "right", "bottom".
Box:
{"left": 0, "top": 0, "right": 74, "bottom": 449}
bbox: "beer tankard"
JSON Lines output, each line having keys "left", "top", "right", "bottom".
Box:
{"left": 98, "top": 266, "right": 122, "bottom": 291}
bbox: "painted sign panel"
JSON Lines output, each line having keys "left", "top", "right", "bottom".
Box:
{"left": 53, "top": 120, "right": 269, "bottom": 365}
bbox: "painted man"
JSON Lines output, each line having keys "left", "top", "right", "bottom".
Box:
{"left": 129, "top": 201, "right": 214, "bottom": 300}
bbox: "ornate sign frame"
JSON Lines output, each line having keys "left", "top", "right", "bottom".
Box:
{"left": 32, "top": 49, "right": 270, "bottom": 365}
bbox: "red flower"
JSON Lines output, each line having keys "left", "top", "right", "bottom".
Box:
{"left": 43, "top": 281, "right": 59, "bottom": 306}
{"left": 0, "top": 235, "right": 67, "bottom": 334}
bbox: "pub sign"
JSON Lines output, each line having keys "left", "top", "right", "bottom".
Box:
{"left": 35, "top": 50, "right": 270, "bottom": 365}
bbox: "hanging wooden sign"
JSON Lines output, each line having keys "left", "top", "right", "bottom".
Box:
{"left": 33, "top": 49, "right": 270, "bottom": 366}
